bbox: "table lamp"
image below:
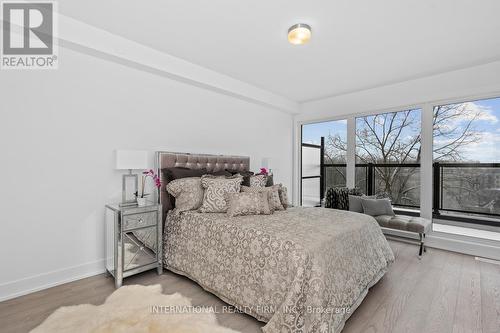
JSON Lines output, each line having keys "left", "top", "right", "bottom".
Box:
{"left": 115, "top": 150, "right": 148, "bottom": 207}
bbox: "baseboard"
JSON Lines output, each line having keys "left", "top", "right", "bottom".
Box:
{"left": 425, "top": 233, "right": 500, "bottom": 261}
{"left": 383, "top": 228, "right": 500, "bottom": 261}
{"left": 0, "top": 259, "right": 106, "bottom": 302}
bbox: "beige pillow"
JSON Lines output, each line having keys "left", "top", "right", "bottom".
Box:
{"left": 277, "top": 184, "right": 289, "bottom": 209}
{"left": 166, "top": 177, "right": 204, "bottom": 214}
{"left": 226, "top": 192, "right": 272, "bottom": 217}
{"left": 199, "top": 175, "right": 243, "bottom": 213}
{"left": 249, "top": 174, "right": 267, "bottom": 187}
{"left": 241, "top": 185, "right": 284, "bottom": 211}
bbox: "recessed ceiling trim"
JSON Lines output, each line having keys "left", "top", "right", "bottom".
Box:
{"left": 300, "top": 54, "right": 500, "bottom": 104}
{"left": 30, "top": 13, "right": 300, "bottom": 114}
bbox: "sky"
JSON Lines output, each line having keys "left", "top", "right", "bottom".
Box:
{"left": 302, "top": 119, "right": 347, "bottom": 146}
{"left": 302, "top": 97, "right": 500, "bottom": 162}
{"left": 453, "top": 98, "right": 500, "bottom": 162}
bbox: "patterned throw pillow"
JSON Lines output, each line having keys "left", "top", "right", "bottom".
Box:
{"left": 277, "top": 184, "right": 289, "bottom": 209}
{"left": 199, "top": 175, "right": 243, "bottom": 213}
{"left": 226, "top": 170, "right": 254, "bottom": 187}
{"left": 242, "top": 185, "right": 284, "bottom": 211}
{"left": 264, "top": 174, "right": 274, "bottom": 187}
{"left": 325, "top": 187, "right": 362, "bottom": 210}
{"left": 166, "top": 177, "right": 204, "bottom": 214}
{"left": 226, "top": 192, "right": 272, "bottom": 217}
{"left": 249, "top": 174, "right": 267, "bottom": 187}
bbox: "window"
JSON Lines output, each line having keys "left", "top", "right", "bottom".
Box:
{"left": 299, "top": 96, "right": 500, "bottom": 239}
{"left": 355, "top": 109, "right": 422, "bottom": 208}
{"left": 433, "top": 97, "right": 500, "bottom": 217}
{"left": 301, "top": 120, "right": 347, "bottom": 206}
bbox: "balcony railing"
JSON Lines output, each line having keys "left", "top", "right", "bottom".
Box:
{"left": 324, "top": 163, "right": 420, "bottom": 208}
{"left": 320, "top": 162, "right": 500, "bottom": 224}
{"left": 433, "top": 163, "right": 500, "bottom": 219}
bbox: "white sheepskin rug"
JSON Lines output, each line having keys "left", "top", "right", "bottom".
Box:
{"left": 31, "top": 284, "right": 241, "bottom": 333}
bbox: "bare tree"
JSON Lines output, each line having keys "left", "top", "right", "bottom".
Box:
{"left": 325, "top": 103, "right": 487, "bottom": 205}
{"left": 432, "top": 103, "right": 482, "bottom": 161}
{"left": 324, "top": 134, "right": 346, "bottom": 164}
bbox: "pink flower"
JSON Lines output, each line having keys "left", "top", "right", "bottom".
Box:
{"left": 260, "top": 167, "right": 268, "bottom": 175}
{"left": 140, "top": 169, "right": 162, "bottom": 198}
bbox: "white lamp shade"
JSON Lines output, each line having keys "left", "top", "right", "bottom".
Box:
{"left": 115, "top": 150, "right": 149, "bottom": 170}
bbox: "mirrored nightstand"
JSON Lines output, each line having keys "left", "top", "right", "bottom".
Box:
{"left": 105, "top": 202, "right": 162, "bottom": 288}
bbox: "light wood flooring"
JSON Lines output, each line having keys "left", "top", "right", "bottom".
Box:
{"left": 1, "top": 240, "right": 499, "bottom": 333}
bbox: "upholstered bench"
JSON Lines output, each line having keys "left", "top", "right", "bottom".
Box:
{"left": 374, "top": 215, "right": 431, "bottom": 256}
{"left": 324, "top": 187, "right": 431, "bottom": 256}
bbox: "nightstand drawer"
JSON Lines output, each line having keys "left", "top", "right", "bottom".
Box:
{"left": 123, "top": 211, "right": 157, "bottom": 230}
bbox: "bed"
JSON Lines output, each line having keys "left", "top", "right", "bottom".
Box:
{"left": 157, "top": 152, "right": 394, "bottom": 333}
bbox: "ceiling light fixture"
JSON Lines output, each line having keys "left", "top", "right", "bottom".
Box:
{"left": 288, "top": 23, "right": 311, "bottom": 45}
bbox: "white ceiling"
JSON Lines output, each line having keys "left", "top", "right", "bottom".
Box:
{"left": 60, "top": 0, "right": 500, "bottom": 103}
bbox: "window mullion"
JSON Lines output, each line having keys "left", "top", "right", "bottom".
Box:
{"left": 346, "top": 117, "right": 356, "bottom": 188}
{"left": 420, "top": 104, "right": 434, "bottom": 219}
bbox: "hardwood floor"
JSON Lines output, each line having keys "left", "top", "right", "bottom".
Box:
{"left": 1, "top": 240, "right": 499, "bottom": 333}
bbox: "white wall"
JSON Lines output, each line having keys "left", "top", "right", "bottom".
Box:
{"left": 296, "top": 60, "right": 500, "bottom": 122}
{"left": 0, "top": 47, "right": 293, "bottom": 301}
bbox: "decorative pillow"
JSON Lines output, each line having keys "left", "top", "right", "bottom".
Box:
{"left": 162, "top": 167, "right": 231, "bottom": 182}
{"left": 226, "top": 170, "right": 254, "bottom": 187}
{"left": 264, "top": 174, "right": 274, "bottom": 187}
{"left": 249, "top": 174, "right": 267, "bottom": 187}
{"left": 361, "top": 198, "right": 395, "bottom": 216}
{"left": 325, "top": 187, "right": 363, "bottom": 210}
{"left": 242, "top": 185, "right": 284, "bottom": 211}
{"left": 166, "top": 177, "right": 204, "bottom": 214}
{"left": 162, "top": 167, "right": 233, "bottom": 212}
{"left": 226, "top": 192, "right": 272, "bottom": 217}
{"left": 211, "top": 170, "right": 233, "bottom": 177}
{"left": 161, "top": 167, "right": 209, "bottom": 212}
{"left": 277, "top": 184, "right": 289, "bottom": 209}
{"left": 199, "top": 175, "right": 243, "bottom": 213}
{"left": 162, "top": 167, "right": 208, "bottom": 183}
{"left": 349, "top": 195, "right": 376, "bottom": 213}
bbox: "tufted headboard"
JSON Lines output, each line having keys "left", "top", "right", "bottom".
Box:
{"left": 155, "top": 151, "right": 250, "bottom": 222}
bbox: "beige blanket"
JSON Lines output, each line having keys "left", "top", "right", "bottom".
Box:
{"left": 164, "top": 207, "right": 394, "bottom": 333}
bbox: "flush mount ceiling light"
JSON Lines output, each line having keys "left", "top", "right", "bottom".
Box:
{"left": 288, "top": 23, "right": 311, "bottom": 45}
